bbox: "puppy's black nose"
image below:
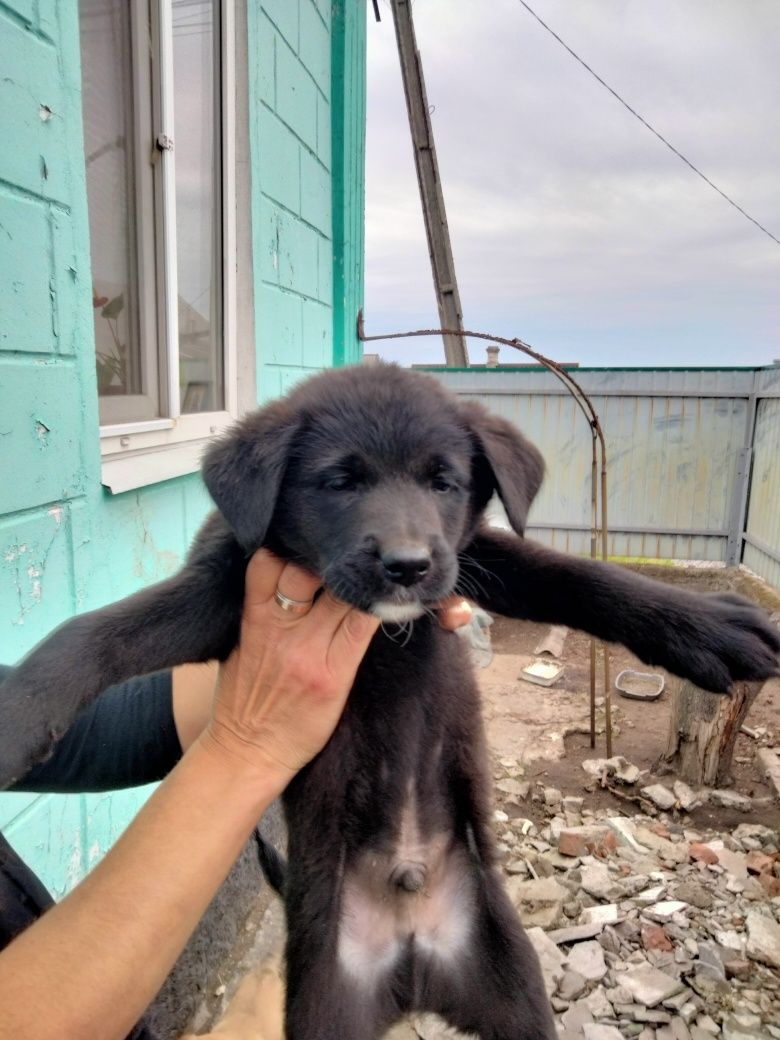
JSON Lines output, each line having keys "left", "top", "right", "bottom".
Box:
{"left": 382, "top": 548, "right": 431, "bottom": 587}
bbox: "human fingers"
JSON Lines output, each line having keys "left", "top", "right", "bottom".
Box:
{"left": 326, "top": 607, "right": 380, "bottom": 681}
{"left": 291, "top": 590, "right": 364, "bottom": 671}
{"left": 242, "top": 549, "right": 287, "bottom": 611}
{"left": 301, "top": 588, "right": 352, "bottom": 638}
{"left": 242, "top": 552, "right": 321, "bottom": 625}
{"left": 272, "top": 563, "right": 322, "bottom": 615}
{"left": 436, "top": 596, "right": 473, "bottom": 631}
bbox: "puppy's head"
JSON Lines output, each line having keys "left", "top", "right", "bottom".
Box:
{"left": 203, "top": 365, "right": 543, "bottom": 621}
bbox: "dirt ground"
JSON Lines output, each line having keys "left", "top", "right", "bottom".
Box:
{"left": 478, "top": 564, "right": 780, "bottom": 832}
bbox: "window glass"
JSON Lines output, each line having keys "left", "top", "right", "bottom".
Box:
{"left": 80, "top": 0, "right": 157, "bottom": 419}
{"left": 173, "top": 0, "right": 224, "bottom": 414}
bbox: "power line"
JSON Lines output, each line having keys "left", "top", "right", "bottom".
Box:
{"left": 515, "top": 0, "right": 780, "bottom": 249}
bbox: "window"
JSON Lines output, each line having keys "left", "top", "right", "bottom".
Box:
{"left": 79, "top": 0, "right": 236, "bottom": 488}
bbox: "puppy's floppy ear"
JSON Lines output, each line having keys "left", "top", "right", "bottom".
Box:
{"left": 460, "top": 401, "right": 545, "bottom": 535}
{"left": 202, "top": 400, "right": 301, "bottom": 552}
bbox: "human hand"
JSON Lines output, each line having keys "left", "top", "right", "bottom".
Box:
{"left": 436, "top": 596, "right": 473, "bottom": 631}
{"left": 201, "top": 550, "right": 380, "bottom": 789}
{"left": 174, "top": 592, "right": 471, "bottom": 756}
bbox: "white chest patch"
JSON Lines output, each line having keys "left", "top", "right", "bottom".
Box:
{"left": 336, "top": 790, "right": 476, "bottom": 989}
{"left": 371, "top": 601, "right": 426, "bottom": 623}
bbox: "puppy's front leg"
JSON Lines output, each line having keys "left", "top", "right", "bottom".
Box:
{"left": 0, "top": 514, "right": 246, "bottom": 788}
{"left": 460, "top": 529, "right": 779, "bottom": 694}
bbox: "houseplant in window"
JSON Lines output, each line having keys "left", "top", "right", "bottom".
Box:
{"left": 94, "top": 291, "right": 128, "bottom": 395}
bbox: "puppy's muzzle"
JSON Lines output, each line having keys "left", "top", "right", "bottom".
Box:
{"left": 381, "top": 547, "right": 431, "bottom": 588}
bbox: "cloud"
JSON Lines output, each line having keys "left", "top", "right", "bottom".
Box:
{"left": 364, "top": 0, "right": 780, "bottom": 367}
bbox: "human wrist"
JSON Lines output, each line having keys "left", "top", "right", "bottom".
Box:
{"left": 195, "top": 723, "right": 296, "bottom": 803}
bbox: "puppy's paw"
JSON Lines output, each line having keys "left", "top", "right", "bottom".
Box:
{"left": 675, "top": 593, "right": 779, "bottom": 693}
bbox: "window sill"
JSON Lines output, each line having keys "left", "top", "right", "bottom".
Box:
{"left": 101, "top": 440, "right": 210, "bottom": 494}
{"left": 100, "top": 411, "right": 233, "bottom": 494}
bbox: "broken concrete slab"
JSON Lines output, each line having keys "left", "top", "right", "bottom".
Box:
{"left": 557, "top": 968, "right": 588, "bottom": 1001}
{"left": 558, "top": 825, "right": 614, "bottom": 857}
{"left": 621, "top": 966, "right": 686, "bottom": 1007}
{"left": 645, "top": 900, "right": 689, "bottom": 922}
{"left": 525, "top": 926, "right": 567, "bottom": 997}
{"left": 745, "top": 910, "right": 780, "bottom": 969}
{"left": 604, "top": 815, "right": 648, "bottom": 852}
{"left": 642, "top": 784, "right": 677, "bottom": 811}
{"left": 582, "top": 904, "right": 621, "bottom": 927}
{"left": 633, "top": 885, "right": 667, "bottom": 905}
{"left": 566, "top": 940, "right": 608, "bottom": 982}
{"left": 756, "top": 746, "right": 780, "bottom": 802}
{"left": 580, "top": 861, "right": 625, "bottom": 902}
{"left": 582, "top": 1025, "right": 624, "bottom": 1040}
{"left": 582, "top": 755, "right": 642, "bottom": 785}
{"left": 673, "top": 780, "right": 703, "bottom": 811}
{"left": 547, "top": 921, "right": 607, "bottom": 945}
{"left": 709, "top": 789, "right": 752, "bottom": 812}
{"left": 715, "top": 848, "right": 748, "bottom": 880}
{"left": 561, "top": 1000, "right": 594, "bottom": 1033}
{"left": 533, "top": 625, "right": 568, "bottom": 658}
{"left": 495, "top": 777, "right": 530, "bottom": 800}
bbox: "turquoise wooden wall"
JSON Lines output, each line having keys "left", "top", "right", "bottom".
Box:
{"left": 251, "top": 0, "right": 366, "bottom": 398}
{"left": 0, "top": 0, "right": 366, "bottom": 897}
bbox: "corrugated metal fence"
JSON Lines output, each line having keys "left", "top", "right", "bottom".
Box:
{"left": 744, "top": 367, "right": 780, "bottom": 588}
{"left": 425, "top": 365, "right": 780, "bottom": 587}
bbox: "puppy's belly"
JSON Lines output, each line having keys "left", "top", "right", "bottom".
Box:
{"left": 337, "top": 841, "right": 476, "bottom": 988}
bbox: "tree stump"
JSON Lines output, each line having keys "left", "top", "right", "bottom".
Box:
{"left": 661, "top": 679, "right": 763, "bottom": 787}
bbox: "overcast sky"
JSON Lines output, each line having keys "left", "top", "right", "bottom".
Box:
{"left": 364, "top": 0, "right": 780, "bottom": 368}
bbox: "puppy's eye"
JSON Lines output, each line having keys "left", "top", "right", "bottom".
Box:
{"left": 431, "top": 475, "right": 453, "bottom": 493}
{"left": 325, "top": 475, "right": 357, "bottom": 492}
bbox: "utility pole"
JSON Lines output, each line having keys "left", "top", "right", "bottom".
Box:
{"left": 390, "top": 0, "right": 469, "bottom": 367}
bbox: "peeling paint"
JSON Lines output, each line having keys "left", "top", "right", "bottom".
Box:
{"left": 48, "top": 505, "right": 63, "bottom": 525}
{"left": 66, "top": 842, "right": 83, "bottom": 891}
{"left": 6, "top": 529, "right": 59, "bottom": 626}
{"left": 49, "top": 279, "right": 58, "bottom": 337}
{"left": 270, "top": 221, "right": 280, "bottom": 271}
{"left": 26, "top": 564, "right": 42, "bottom": 601}
{"left": 39, "top": 104, "right": 52, "bottom": 121}
{"left": 35, "top": 419, "right": 50, "bottom": 443}
{"left": 129, "top": 496, "right": 182, "bottom": 582}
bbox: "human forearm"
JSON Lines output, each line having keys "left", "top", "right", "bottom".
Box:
{"left": 0, "top": 551, "right": 380, "bottom": 1040}
{"left": 0, "top": 737, "right": 285, "bottom": 1040}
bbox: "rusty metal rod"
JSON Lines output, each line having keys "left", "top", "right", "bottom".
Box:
{"left": 601, "top": 456, "right": 612, "bottom": 757}
{"left": 590, "top": 432, "right": 599, "bottom": 749}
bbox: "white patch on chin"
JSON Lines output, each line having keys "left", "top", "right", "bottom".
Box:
{"left": 371, "top": 602, "right": 426, "bottom": 623}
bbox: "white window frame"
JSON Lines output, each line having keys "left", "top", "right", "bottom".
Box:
{"left": 99, "top": 0, "right": 237, "bottom": 494}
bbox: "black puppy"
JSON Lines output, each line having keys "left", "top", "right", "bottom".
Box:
{"left": 1, "top": 365, "right": 777, "bottom": 1040}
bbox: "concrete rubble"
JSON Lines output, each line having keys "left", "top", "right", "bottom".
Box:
{"left": 388, "top": 760, "right": 780, "bottom": 1040}
{"left": 757, "top": 748, "right": 780, "bottom": 804}
{"left": 489, "top": 769, "right": 780, "bottom": 1040}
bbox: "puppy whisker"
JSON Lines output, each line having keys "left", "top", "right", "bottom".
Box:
{"left": 456, "top": 573, "right": 486, "bottom": 603}
{"left": 380, "top": 619, "right": 415, "bottom": 646}
{"left": 458, "top": 551, "right": 504, "bottom": 591}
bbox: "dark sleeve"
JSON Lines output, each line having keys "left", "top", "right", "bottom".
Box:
{"left": 0, "top": 664, "right": 183, "bottom": 793}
